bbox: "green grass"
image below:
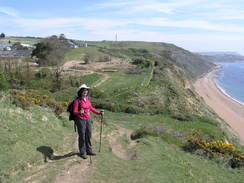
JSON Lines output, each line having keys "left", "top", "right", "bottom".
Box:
{"left": 0, "top": 37, "right": 42, "bottom": 45}
{"left": 1, "top": 40, "right": 243, "bottom": 182}
{"left": 98, "top": 70, "right": 146, "bottom": 94}
{"left": 64, "top": 47, "right": 108, "bottom": 61}
{"left": 102, "top": 111, "right": 225, "bottom": 140}
{"left": 82, "top": 73, "right": 103, "bottom": 87}
{"left": 141, "top": 65, "right": 154, "bottom": 87}
{"left": 0, "top": 93, "right": 74, "bottom": 182}
{"left": 88, "top": 41, "right": 174, "bottom": 52}
{"left": 90, "top": 115, "right": 244, "bottom": 183}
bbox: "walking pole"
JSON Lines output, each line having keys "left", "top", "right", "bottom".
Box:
{"left": 99, "top": 113, "right": 103, "bottom": 153}
{"left": 89, "top": 155, "right": 92, "bottom": 165}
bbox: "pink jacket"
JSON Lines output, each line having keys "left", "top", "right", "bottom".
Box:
{"left": 73, "top": 97, "right": 101, "bottom": 120}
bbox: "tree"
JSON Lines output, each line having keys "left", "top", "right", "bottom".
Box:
{"left": 0, "top": 33, "right": 5, "bottom": 38}
{"left": 84, "top": 52, "right": 94, "bottom": 64}
{"left": 59, "top": 33, "right": 66, "bottom": 40}
{"left": 31, "top": 36, "right": 70, "bottom": 66}
{"left": 51, "top": 66, "right": 63, "bottom": 91}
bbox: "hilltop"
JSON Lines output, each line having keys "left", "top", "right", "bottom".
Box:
{"left": 197, "top": 52, "right": 244, "bottom": 63}
{"left": 0, "top": 38, "right": 244, "bottom": 183}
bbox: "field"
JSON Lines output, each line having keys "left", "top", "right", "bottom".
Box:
{"left": 0, "top": 37, "right": 42, "bottom": 45}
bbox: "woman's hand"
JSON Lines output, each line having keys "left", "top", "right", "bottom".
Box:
{"left": 80, "top": 108, "right": 84, "bottom": 115}
{"left": 100, "top": 110, "right": 104, "bottom": 115}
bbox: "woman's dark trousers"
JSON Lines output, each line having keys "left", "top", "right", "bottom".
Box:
{"left": 75, "top": 119, "right": 93, "bottom": 155}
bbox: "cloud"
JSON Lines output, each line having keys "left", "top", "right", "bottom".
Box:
{"left": 96, "top": 0, "right": 204, "bottom": 15}
{"left": 3, "top": 14, "right": 244, "bottom": 39}
{"left": 12, "top": 17, "right": 129, "bottom": 30}
{"left": 0, "top": 6, "right": 18, "bottom": 17}
{"left": 0, "top": 16, "right": 130, "bottom": 38}
{"left": 134, "top": 18, "right": 244, "bottom": 33}
{"left": 202, "top": 9, "right": 244, "bottom": 20}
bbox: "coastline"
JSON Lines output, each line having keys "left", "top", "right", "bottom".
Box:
{"left": 194, "top": 68, "right": 244, "bottom": 141}
{"left": 214, "top": 80, "right": 244, "bottom": 107}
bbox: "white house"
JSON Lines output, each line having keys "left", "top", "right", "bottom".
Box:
{"left": 0, "top": 43, "right": 12, "bottom": 51}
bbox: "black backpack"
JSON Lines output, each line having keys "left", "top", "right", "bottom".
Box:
{"left": 67, "top": 97, "right": 81, "bottom": 131}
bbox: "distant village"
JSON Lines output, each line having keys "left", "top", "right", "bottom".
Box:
{"left": 0, "top": 33, "right": 86, "bottom": 60}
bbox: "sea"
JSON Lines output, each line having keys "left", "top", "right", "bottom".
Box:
{"left": 215, "top": 61, "right": 244, "bottom": 105}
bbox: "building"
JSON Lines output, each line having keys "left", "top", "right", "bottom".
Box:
{"left": 0, "top": 43, "right": 12, "bottom": 51}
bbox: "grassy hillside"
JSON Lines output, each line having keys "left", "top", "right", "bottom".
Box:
{"left": 1, "top": 40, "right": 244, "bottom": 182}
{"left": 92, "top": 112, "right": 244, "bottom": 183}
{"left": 86, "top": 41, "right": 214, "bottom": 79}
{"left": 0, "top": 92, "right": 74, "bottom": 183}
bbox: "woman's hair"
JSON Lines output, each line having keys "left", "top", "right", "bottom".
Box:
{"left": 77, "top": 88, "right": 89, "bottom": 97}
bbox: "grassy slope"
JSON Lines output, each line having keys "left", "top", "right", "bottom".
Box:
{"left": 64, "top": 47, "right": 109, "bottom": 62}
{"left": 0, "top": 93, "right": 73, "bottom": 182}
{"left": 98, "top": 70, "right": 145, "bottom": 93}
{"left": 86, "top": 64, "right": 244, "bottom": 182}
{"left": 87, "top": 41, "right": 214, "bottom": 79}
{"left": 1, "top": 40, "right": 244, "bottom": 182}
{"left": 88, "top": 111, "right": 244, "bottom": 183}
{"left": 0, "top": 73, "right": 103, "bottom": 182}
{"left": 94, "top": 138, "right": 244, "bottom": 183}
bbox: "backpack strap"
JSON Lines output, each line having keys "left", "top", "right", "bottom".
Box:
{"left": 74, "top": 97, "right": 81, "bottom": 133}
{"left": 77, "top": 98, "right": 81, "bottom": 110}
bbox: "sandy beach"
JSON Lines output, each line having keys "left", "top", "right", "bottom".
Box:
{"left": 194, "top": 69, "right": 244, "bottom": 141}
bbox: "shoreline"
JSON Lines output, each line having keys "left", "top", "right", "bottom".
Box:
{"left": 214, "top": 79, "right": 244, "bottom": 107}
{"left": 194, "top": 68, "right": 244, "bottom": 141}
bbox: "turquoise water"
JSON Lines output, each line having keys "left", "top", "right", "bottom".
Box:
{"left": 215, "top": 62, "right": 244, "bottom": 105}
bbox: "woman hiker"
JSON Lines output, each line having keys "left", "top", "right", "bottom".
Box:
{"left": 73, "top": 84, "right": 104, "bottom": 159}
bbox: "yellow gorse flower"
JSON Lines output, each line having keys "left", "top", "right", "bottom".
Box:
{"left": 31, "top": 98, "right": 41, "bottom": 104}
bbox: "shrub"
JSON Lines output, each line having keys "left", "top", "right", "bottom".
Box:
{"left": 93, "top": 99, "right": 143, "bottom": 114}
{"left": 131, "top": 127, "right": 159, "bottom": 140}
{"left": 185, "top": 131, "right": 244, "bottom": 168}
{"left": 132, "top": 57, "right": 152, "bottom": 68}
{"left": 12, "top": 94, "right": 32, "bottom": 109}
{"left": 171, "top": 113, "right": 194, "bottom": 121}
{"left": 98, "top": 55, "right": 111, "bottom": 62}
{"left": 11, "top": 91, "right": 66, "bottom": 116}
{"left": 90, "top": 88, "right": 108, "bottom": 99}
{"left": 35, "top": 68, "right": 52, "bottom": 78}
{"left": 84, "top": 52, "right": 94, "bottom": 64}
{"left": 0, "top": 72, "right": 10, "bottom": 90}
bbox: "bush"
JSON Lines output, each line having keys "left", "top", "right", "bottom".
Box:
{"left": 11, "top": 90, "right": 67, "bottom": 116}
{"left": 90, "top": 88, "right": 108, "bottom": 99}
{"left": 0, "top": 72, "right": 10, "bottom": 90}
{"left": 84, "top": 52, "right": 94, "bottom": 64}
{"left": 131, "top": 127, "right": 159, "bottom": 140}
{"left": 171, "top": 113, "right": 194, "bottom": 121}
{"left": 131, "top": 125, "right": 185, "bottom": 146}
{"left": 12, "top": 94, "right": 32, "bottom": 109}
{"left": 35, "top": 68, "right": 52, "bottom": 78}
{"left": 128, "top": 48, "right": 151, "bottom": 57}
{"left": 185, "top": 131, "right": 244, "bottom": 168}
{"left": 132, "top": 57, "right": 152, "bottom": 68}
{"left": 93, "top": 99, "right": 143, "bottom": 114}
{"left": 98, "top": 55, "right": 111, "bottom": 62}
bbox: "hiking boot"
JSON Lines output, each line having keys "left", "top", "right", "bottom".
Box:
{"left": 87, "top": 152, "right": 96, "bottom": 156}
{"left": 79, "top": 154, "right": 88, "bottom": 159}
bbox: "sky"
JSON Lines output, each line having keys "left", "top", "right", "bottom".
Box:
{"left": 1, "top": 0, "right": 244, "bottom": 54}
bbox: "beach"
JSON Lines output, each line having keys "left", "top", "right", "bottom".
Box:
{"left": 194, "top": 69, "right": 244, "bottom": 141}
